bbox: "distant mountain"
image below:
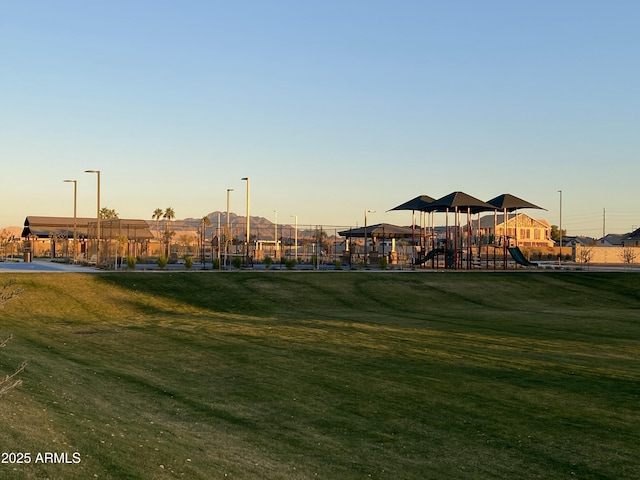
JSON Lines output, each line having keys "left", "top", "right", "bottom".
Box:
{"left": 181, "top": 212, "right": 286, "bottom": 229}
{"left": 163, "top": 212, "right": 333, "bottom": 240}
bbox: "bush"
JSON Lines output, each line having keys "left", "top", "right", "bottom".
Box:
{"left": 157, "top": 255, "right": 168, "bottom": 269}
{"left": 184, "top": 255, "right": 193, "bottom": 269}
{"left": 212, "top": 258, "right": 220, "bottom": 270}
{"left": 264, "top": 256, "right": 273, "bottom": 269}
{"left": 379, "top": 257, "right": 388, "bottom": 270}
{"left": 232, "top": 256, "right": 242, "bottom": 269}
{"left": 126, "top": 256, "right": 137, "bottom": 269}
{"left": 284, "top": 258, "right": 296, "bottom": 270}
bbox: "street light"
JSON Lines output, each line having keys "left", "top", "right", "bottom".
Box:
{"left": 558, "top": 190, "right": 563, "bottom": 265}
{"left": 85, "top": 170, "right": 101, "bottom": 266}
{"left": 273, "top": 210, "right": 278, "bottom": 259}
{"left": 241, "top": 177, "right": 250, "bottom": 265}
{"left": 226, "top": 188, "right": 233, "bottom": 268}
{"left": 364, "top": 209, "right": 375, "bottom": 266}
{"left": 63, "top": 179, "right": 77, "bottom": 263}
{"left": 290, "top": 214, "right": 298, "bottom": 262}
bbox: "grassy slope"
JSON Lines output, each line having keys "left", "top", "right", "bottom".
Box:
{"left": 0, "top": 271, "right": 639, "bottom": 479}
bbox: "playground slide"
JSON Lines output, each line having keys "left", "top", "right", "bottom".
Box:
{"left": 508, "top": 247, "right": 538, "bottom": 267}
{"left": 414, "top": 248, "right": 444, "bottom": 265}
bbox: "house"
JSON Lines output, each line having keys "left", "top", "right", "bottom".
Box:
{"left": 477, "top": 213, "right": 553, "bottom": 248}
{"left": 562, "top": 236, "right": 597, "bottom": 248}
{"left": 598, "top": 234, "right": 624, "bottom": 246}
{"left": 622, "top": 228, "right": 640, "bottom": 247}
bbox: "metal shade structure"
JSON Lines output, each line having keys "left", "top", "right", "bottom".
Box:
{"left": 422, "top": 192, "right": 495, "bottom": 269}
{"left": 484, "top": 194, "right": 545, "bottom": 269}
{"left": 388, "top": 195, "right": 436, "bottom": 212}
{"left": 388, "top": 195, "right": 437, "bottom": 265}
{"left": 338, "top": 223, "right": 414, "bottom": 239}
{"left": 427, "top": 191, "right": 495, "bottom": 212}
{"left": 486, "top": 193, "right": 545, "bottom": 212}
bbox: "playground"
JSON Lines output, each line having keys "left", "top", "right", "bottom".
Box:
{"left": 384, "top": 191, "right": 549, "bottom": 270}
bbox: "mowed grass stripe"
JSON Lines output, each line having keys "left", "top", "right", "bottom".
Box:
{"left": 0, "top": 272, "right": 638, "bottom": 479}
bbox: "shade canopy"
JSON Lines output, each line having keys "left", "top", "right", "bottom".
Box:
{"left": 338, "top": 223, "right": 415, "bottom": 239}
{"left": 486, "top": 194, "right": 545, "bottom": 212}
{"left": 21, "top": 216, "right": 154, "bottom": 240}
{"left": 423, "top": 191, "right": 495, "bottom": 213}
{"left": 388, "top": 195, "right": 435, "bottom": 212}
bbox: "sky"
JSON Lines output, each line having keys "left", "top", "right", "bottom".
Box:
{"left": 2, "top": 0, "right": 639, "bottom": 236}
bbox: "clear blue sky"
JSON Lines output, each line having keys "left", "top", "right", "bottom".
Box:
{"left": 2, "top": 0, "right": 639, "bottom": 235}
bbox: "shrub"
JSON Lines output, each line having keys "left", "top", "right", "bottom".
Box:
{"left": 333, "top": 260, "right": 342, "bottom": 270}
{"left": 157, "top": 255, "right": 168, "bottom": 269}
{"left": 379, "top": 257, "right": 388, "bottom": 270}
{"left": 212, "top": 258, "right": 220, "bottom": 270}
{"left": 264, "top": 256, "right": 273, "bottom": 269}
{"left": 232, "top": 256, "right": 242, "bottom": 269}
{"left": 184, "top": 255, "right": 193, "bottom": 269}
{"left": 126, "top": 256, "right": 137, "bottom": 269}
{"left": 284, "top": 258, "right": 296, "bottom": 270}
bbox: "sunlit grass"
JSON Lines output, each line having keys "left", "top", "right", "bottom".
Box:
{"left": 0, "top": 271, "right": 639, "bottom": 479}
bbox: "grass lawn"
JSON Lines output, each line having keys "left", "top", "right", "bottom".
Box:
{"left": 0, "top": 271, "right": 639, "bottom": 479}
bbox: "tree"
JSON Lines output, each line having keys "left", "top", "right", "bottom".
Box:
{"left": 100, "top": 207, "right": 119, "bottom": 219}
{"left": 163, "top": 207, "right": 176, "bottom": 257}
{"left": 0, "top": 280, "right": 26, "bottom": 397}
{"left": 0, "top": 229, "right": 10, "bottom": 260}
{"left": 550, "top": 225, "right": 566, "bottom": 243}
{"left": 578, "top": 246, "right": 594, "bottom": 267}
{"left": 152, "top": 208, "right": 164, "bottom": 234}
{"left": 620, "top": 247, "right": 637, "bottom": 265}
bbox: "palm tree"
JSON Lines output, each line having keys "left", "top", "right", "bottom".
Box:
{"left": 152, "top": 208, "right": 163, "bottom": 235}
{"left": 163, "top": 207, "right": 176, "bottom": 257}
{"left": 100, "top": 207, "right": 119, "bottom": 219}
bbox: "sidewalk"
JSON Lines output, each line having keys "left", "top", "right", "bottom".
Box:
{"left": 0, "top": 260, "right": 99, "bottom": 273}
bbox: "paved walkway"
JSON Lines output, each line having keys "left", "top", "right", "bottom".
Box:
{"left": 0, "top": 260, "right": 99, "bottom": 273}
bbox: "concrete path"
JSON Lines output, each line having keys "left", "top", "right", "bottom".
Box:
{"left": 0, "top": 260, "right": 99, "bottom": 273}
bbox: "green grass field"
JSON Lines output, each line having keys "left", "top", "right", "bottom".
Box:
{"left": 0, "top": 271, "right": 639, "bottom": 479}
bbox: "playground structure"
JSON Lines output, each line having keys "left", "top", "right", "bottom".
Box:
{"left": 389, "top": 192, "right": 546, "bottom": 270}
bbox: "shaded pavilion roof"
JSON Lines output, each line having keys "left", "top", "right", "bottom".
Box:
{"left": 22, "top": 216, "right": 154, "bottom": 240}
{"left": 388, "top": 195, "right": 436, "bottom": 212}
{"left": 422, "top": 191, "right": 495, "bottom": 213}
{"left": 486, "top": 193, "right": 545, "bottom": 212}
{"left": 338, "top": 223, "right": 415, "bottom": 238}
{"left": 22, "top": 216, "right": 96, "bottom": 238}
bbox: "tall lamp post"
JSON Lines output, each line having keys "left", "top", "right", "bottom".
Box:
{"left": 85, "top": 170, "right": 101, "bottom": 266}
{"left": 241, "top": 177, "right": 250, "bottom": 265}
{"left": 364, "top": 209, "right": 375, "bottom": 267}
{"left": 290, "top": 214, "right": 298, "bottom": 262}
{"left": 273, "top": 210, "right": 278, "bottom": 259}
{"left": 63, "top": 179, "right": 77, "bottom": 263}
{"left": 226, "top": 188, "right": 233, "bottom": 268}
{"left": 558, "top": 190, "right": 563, "bottom": 265}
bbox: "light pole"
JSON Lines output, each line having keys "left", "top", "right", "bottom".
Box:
{"left": 558, "top": 190, "right": 563, "bottom": 265}
{"left": 364, "top": 210, "right": 375, "bottom": 267}
{"left": 273, "top": 210, "right": 278, "bottom": 259}
{"left": 241, "top": 177, "right": 250, "bottom": 265}
{"left": 226, "top": 188, "right": 233, "bottom": 268}
{"left": 85, "top": 170, "right": 101, "bottom": 266}
{"left": 63, "top": 179, "right": 77, "bottom": 263}
{"left": 290, "top": 214, "right": 298, "bottom": 262}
